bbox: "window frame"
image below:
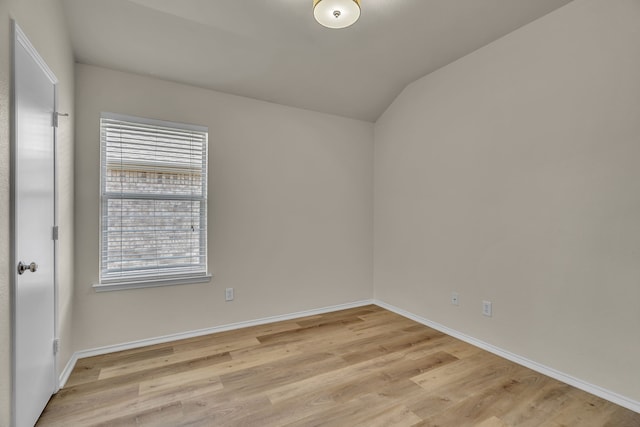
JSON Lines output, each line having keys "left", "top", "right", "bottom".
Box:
{"left": 95, "top": 112, "right": 211, "bottom": 292}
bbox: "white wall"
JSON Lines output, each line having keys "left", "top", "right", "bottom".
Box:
{"left": 73, "top": 64, "right": 373, "bottom": 351}
{"left": 0, "top": 0, "right": 74, "bottom": 425}
{"left": 374, "top": 0, "right": 640, "bottom": 402}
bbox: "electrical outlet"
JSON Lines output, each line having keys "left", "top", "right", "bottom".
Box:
{"left": 482, "top": 300, "right": 492, "bottom": 317}
{"left": 451, "top": 292, "right": 459, "bottom": 306}
{"left": 225, "top": 287, "right": 234, "bottom": 301}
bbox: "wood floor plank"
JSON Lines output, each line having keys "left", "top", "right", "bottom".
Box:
{"left": 37, "top": 305, "right": 640, "bottom": 426}
{"left": 98, "top": 337, "right": 261, "bottom": 380}
{"left": 47, "top": 375, "right": 226, "bottom": 427}
{"left": 286, "top": 393, "right": 423, "bottom": 427}
{"left": 476, "top": 416, "right": 510, "bottom": 427}
{"left": 219, "top": 351, "right": 348, "bottom": 397}
{"left": 54, "top": 350, "right": 232, "bottom": 401}
{"left": 38, "top": 383, "right": 141, "bottom": 424}
{"left": 178, "top": 392, "right": 274, "bottom": 426}
{"left": 265, "top": 340, "right": 441, "bottom": 405}
{"left": 95, "top": 401, "right": 185, "bottom": 427}
{"left": 138, "top": 367, "right": 223, "bottom": 397}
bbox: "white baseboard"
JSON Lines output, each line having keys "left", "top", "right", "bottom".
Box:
{"left": 59, "top": 352, "right": 79, "bottom": 389}
{"left": 374, "top": 299, "right": 640, "bottom": 415}
{"left": 58, "top": 299, "right": 374, "bottom": 389}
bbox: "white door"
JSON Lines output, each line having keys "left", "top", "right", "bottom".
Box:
{"left": 12, "top": 23, "right": 58, "bottom": 427}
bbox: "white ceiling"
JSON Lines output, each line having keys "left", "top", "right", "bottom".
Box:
{"left": 61, "top": 0, "right": 573, "bottom": 122}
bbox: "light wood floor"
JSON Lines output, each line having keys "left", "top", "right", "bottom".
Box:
{"left": 37, "top": 305, "right": 640, "bottom": 426}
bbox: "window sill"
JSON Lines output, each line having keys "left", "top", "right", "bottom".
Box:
{"left": 93, "top": 274, "right": 213, "bottom": 292}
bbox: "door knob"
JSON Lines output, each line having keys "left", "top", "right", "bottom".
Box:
{"left": 17, "top": 261, "right": 37, "bottom": 275}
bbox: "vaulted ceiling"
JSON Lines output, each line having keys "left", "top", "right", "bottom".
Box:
{"left": 61, "top": 0, "right": 573, "bottom": 122}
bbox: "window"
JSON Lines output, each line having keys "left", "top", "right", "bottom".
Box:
{"left": 97, "top": 113, "right": 209, "bottom": 291}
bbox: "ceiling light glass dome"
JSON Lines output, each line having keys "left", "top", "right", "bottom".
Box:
{"left": 313, "top": 0, "right": 361, "bottom": 29}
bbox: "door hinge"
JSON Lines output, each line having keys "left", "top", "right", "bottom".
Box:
{"left": 52, "top": 225, "right": 59, "bottom": 241}
{"left": 53, "top": 339, "right": 59, "bottom": 355}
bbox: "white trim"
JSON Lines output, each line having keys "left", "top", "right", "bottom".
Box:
{"left": 374, "top": 300, "right": 640, "bottom": 415}
{"left": 58, "top": 353, "right": 78, "bottom": 390}
{"left": 58, "top": 299, "right": 373, "bottom": 388}
{"left": 93, "top": 274, "right": 213, "bottom": 292}
{"left": 13, "top": 23, "right": 58, "bottom": 84}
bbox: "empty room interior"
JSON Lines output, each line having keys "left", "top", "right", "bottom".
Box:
{"left": 1, "top": 0, "right": 640, "bottom": 425}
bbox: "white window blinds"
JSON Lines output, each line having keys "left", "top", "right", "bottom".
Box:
{"left": 100, "top": 113, "right": 208, "bottom": 284}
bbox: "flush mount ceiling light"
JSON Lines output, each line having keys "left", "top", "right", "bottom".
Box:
{"left": 313, "top": 0, "right": 361, "bottom": 29}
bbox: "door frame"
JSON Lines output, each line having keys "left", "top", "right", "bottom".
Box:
{"left": 10, "top": 20, "right": 60, "bottom": 424}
